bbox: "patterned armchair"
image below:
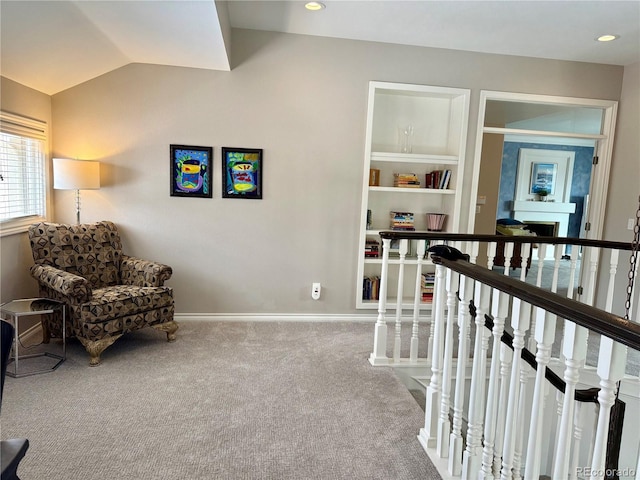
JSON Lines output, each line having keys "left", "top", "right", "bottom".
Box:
{"left": 28, "top": 221, "right": 178, "bottom": 366}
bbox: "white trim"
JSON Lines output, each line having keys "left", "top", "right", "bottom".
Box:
{"left": 504, "top": 134, "right": 596, "bottom": 147}
{"left": 0, "top": 110, "right": 52, "bottom": 235}
{"left": 175, "top": 313, "right": 378, "bottom": 322}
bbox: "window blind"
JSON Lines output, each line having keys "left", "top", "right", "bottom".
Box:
{"left": 0, "top": 111, "right": 48, "bottom": 228}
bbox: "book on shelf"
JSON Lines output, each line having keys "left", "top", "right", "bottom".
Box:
{"left": 365, "top": 238, "right": 380, "bottom": 258}
{"left": 421, "top": 273, "right": 435, "bottom": 303}
{"left": 425, "top": 169, "right": 451, "bottom": 189}
{"left": 389, "top": 211, "right": 415, "bottom": 230}
{"left": 393, "top": 173, "right": 421, "bottom": 188}
{"left": 363, "top": 275, "right": 381, "bottom": 301}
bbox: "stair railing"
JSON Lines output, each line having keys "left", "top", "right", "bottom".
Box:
{"left": 368, "top": 232, "right": 639, "bottom": 480}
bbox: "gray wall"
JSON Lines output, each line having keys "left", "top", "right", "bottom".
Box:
{"left": 600, "top": 61, "right": 640, "bottom": 316}
{"left": 2, "top": 29, "right": 635, "bottom": 316}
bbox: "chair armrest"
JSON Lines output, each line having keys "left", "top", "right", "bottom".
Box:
{"left": 29, "top": 265, "right": 91, "bottom": 301}
{"left": 120, "top": 255, "right": 172, "bottom": 287}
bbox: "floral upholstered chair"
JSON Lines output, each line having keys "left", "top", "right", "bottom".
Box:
{"left": 28, "top": 221, "right": 178, "bottom": 366}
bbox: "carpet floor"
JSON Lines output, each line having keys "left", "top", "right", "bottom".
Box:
{"left": 1, "top": 321, "right": 440, "bottom": 480}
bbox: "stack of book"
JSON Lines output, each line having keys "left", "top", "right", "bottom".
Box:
{"left": 363, "top": 275, "right": 381, "bottom": 301}
{"left": 421, "top": 273, "right": 435, "bottom": 303}
{"left": 393, "top": 173, "right": 421, "bottom": 188}
{"left": 425, "top": 169, "right": 452, "bottom": 189}
{"left": 364, "top": 238, "right": 380, "bottom": 258}
{"left": 390, "top": 211, "right": 415, "bottom": 230}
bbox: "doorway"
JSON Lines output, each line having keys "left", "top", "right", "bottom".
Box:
{"left": 468, "top": 91, "right": 618, "bottom": 302}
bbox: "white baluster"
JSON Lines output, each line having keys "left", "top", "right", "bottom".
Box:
{"left": 393, "top": 239, "right": 408, "bottom": 363}
{"left": 470, "top": 240, "right": 480, "bottom": 265}
{"left": 419, "top": 262, "right": 447, "bottom": 449}
{"left": 552, "top": 321, "right": 589, "bottom": 479}
{"left": 519, "top": 243, "right": 531, "bottom": 281}
{"left": 590, "top": 337, "right": 627, "bottom": 480}
{"left": 437, "top": 268, "right": 459, "bottom": 457}
{"left": 494, "top": 343, "right": 513, "bottom": 476}
{"left": 567, "top": 246, "right": 580, "bottom": 299}
{"left": 462, "top": 281, "right": 492, "bottom": 478}
{"left": 487, "top": 242, "right": 497, "bottom": 271}
{"left": 449, "top": 273, "right": 473, "bottom": 475}
{"left": 512, "top": 356, "right": 532, "bottom": 480}
{"left": 524, "top": 306, "right": 557, "bottom": 480}
{"left": 549, "top": 389, "right": 564, "bottom": 476}
{"left": 551, "top": 244, "right": 563, "bottom": 293}
{"left": 426, "top": 240, "right": 444, "bottom": 360}
{"left": 479, "top": 289, "right": 509, "bottom": 480}
{"left": 605, "top": 249, "right": 619, "bottom": 312}
{"left": 583, "top": 246, "right": 600, "bottom": 306}
{"left": 500, "top": 298, "right": 531, "bottom": 480}
{"left": 535, "top": 243, "right": 548, "bottom": 288}
{"left": 528, "top": 244, "right": 548, "bottom": 353}
{"left": 370, "top": 237, "right": 390, "bottom": 365}
{"left": 569, "top": 401, "right": 586, "bottom": 480}
{"left": 410, "top": 240, "right": 427, "bottom": 363}
{"left": 503, "top": 241, "right": 514, "bottom": 275}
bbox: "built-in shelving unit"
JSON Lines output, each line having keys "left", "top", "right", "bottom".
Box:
{"left": 356, "top": 81, "right": 471, "bottom": 309}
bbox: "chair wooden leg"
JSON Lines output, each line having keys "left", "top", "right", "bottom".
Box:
{"left": 78, "top": 335, "right": 122, "bottom": 366}
{"left": 152, "top": 321, "right": 179, "bottom": 342}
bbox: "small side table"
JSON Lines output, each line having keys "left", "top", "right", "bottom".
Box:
{"left": 0, "top": 298, "right": 66, "bottom": 377}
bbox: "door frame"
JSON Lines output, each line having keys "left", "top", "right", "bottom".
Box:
{"left": 467, "top": 90, "right": 618, "bottom": 244}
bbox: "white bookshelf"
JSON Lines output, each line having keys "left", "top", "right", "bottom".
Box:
{"left": 357, "top": 81, "right": 471, "bottom": 309}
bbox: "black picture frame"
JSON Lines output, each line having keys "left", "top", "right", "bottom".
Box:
{"left": 170, "top": 144, "right": 213, "bottom": 198}
{"left": 221, "top": 147, "right": 263, "bottom": 199}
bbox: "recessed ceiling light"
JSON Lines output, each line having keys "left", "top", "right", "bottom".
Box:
{"left": 596, "top": 34, "right": 620, "bottom": 42}
{"left": 305, "top": 2, "right": 325, "bottom": 11}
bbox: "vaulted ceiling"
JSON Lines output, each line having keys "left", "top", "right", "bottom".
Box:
{"left": 1, "top": 0, "right": 639, "bottom": 96}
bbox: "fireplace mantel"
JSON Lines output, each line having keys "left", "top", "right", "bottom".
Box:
{"left": 513, "top": 200, "right": 577, "bottom": 215}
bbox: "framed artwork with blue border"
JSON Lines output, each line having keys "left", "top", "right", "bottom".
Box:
{"left": 222, "top": 147, "right": 263, "bottom": 199}
{"left": 170, "top": 144, "right": 213, "bottom": 198}
{"left": 530, "top": 162, "right": 557, "bottom": 195}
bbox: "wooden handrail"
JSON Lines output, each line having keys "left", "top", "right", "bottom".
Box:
{"left": 432, "top": 255, "right": 640, "bottom": 351}
{"left": 378, "top": 231, "right": 635, "bottom": 251}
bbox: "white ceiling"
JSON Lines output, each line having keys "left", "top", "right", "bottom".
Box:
{"left": 1, "top": 0, "right": 639, "bottom": 96}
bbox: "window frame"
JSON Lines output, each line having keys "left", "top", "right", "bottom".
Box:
{"left": 0, "top": 111, "right": 51, "bottom": 237}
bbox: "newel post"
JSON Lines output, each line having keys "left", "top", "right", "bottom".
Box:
{"left": 418, "top": 261, "right": 447, "bottom": 449}
{"left": 369, "top": 237, "right": 391, "bottom": 365}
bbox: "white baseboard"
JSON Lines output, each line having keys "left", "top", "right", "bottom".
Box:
{"left": 174, "top": 313, "right": 377, "bottom": 323}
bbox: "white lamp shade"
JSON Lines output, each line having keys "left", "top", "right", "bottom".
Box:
{"left": 53, "top": 158, "right": 100, "bottom": 190}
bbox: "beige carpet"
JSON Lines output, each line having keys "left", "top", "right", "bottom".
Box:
{"left": 1, "top": 321, "right": 440, "bottom": 480}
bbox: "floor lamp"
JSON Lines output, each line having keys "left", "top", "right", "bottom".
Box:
{"left": 53, "top": 158, "right": 101, "bottom": 224}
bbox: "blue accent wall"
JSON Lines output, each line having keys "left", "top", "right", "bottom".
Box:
{"left": 498, "top": 142, "right": 594, "bottom": 238}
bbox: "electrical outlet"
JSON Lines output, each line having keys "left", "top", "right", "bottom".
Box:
{"left": 311, "top": 283, "right": 321, "bottom": 300}
{"left": 628, "top": 218, "right": 635, "bottom": 230}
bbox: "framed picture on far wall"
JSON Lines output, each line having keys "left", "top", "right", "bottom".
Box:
{"left": 222, "top": 147, "right": 263, "bottom": 199}
{"left": 170, "top": 144, "right": 213, "bottom": 198}
{"left": 529, "top": 162, "right": 557, "bottom": 195}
